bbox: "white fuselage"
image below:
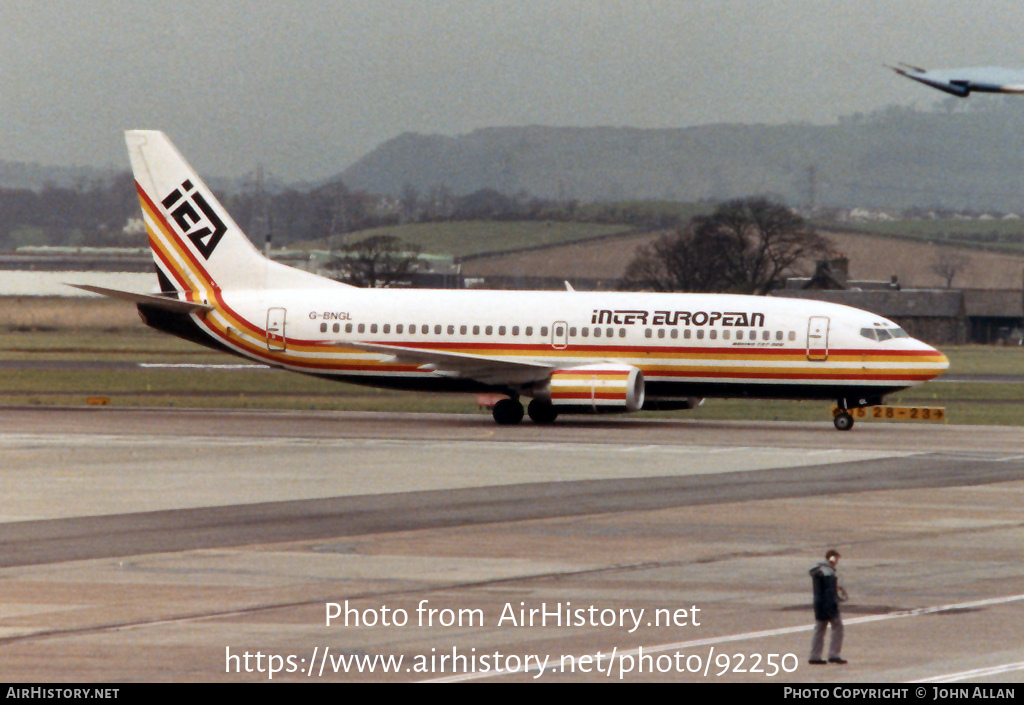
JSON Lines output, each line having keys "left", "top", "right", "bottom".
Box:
{"left": 174, "top": 286, "right": 949, "bottom": 403}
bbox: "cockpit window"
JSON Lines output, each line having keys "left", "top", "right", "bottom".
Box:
{"left": 862, "top": 325, "right": 909, "bottom": 342}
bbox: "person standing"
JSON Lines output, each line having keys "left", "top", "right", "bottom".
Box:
{"left": 809, "top": 549, "right": 847, "bottom": 665}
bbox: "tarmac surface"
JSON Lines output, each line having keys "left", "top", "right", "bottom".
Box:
{"left": 0, "top": 407, "right": 1022, "bottom": 683}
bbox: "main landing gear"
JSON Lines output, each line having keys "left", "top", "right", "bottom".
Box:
{"left": 492, "top": 397, "right": 524, "bottom": 425}
{"left": 491, "top": 397, "right": 559, "bottom": 425}
{"left": 527, "top": 398, "right": 558, "bottom": 424}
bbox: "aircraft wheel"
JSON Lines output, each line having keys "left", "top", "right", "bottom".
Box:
{"left": 527, "top": 399, "right": 558, "bottom": 424}
{"left": 492, "top": 398, "right": 524, "bottom": 425}
{"left": 833, "top": 412, "right": 854, "bottom": 432}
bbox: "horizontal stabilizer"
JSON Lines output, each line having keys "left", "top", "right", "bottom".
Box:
{"left": 68, "top": 284, "right": 214, "bottom": 314}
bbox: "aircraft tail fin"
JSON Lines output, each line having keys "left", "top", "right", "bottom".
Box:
{"left": 125, "top": 130, "right": 342, "bottom": 298}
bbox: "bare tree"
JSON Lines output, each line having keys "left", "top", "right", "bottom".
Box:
{"left": 330, "top": 235, "right": 422, "bottom": 288}
{"left": 622, "top": 197, "right": 830, "bottom": 294}
{"left": 929, "top": 250, "right": 970, "bottom": 288}
{"left": 622, "top": 227, "right": 737, "bottom": 292}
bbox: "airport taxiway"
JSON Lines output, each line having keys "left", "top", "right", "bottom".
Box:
{"left": 0, "top": 407, "right": 1022, "bottom": 683}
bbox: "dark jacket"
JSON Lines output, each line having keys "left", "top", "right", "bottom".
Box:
{"left": 809, "top": 561, "right": 841, "bottom": 621}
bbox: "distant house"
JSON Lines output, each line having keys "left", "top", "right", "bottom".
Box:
{"left": 784, "top": 256, "right": 899, "bottom": 292}
{"left": 963, "top": 289, "right": 1024, "bottom": 344}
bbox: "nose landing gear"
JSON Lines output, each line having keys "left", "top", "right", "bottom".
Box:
{"left": 833, "top": 411, "right": 855, "bottom": 431}
{"left": 832, "top": 395, "right": 876, "bottom": 431}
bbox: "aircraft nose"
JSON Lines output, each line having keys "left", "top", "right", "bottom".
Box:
{"left": 921, "top": 343, "right": 949, "bottom": 379}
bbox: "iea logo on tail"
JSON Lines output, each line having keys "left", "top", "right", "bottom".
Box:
{"left": 161, "top": 180, "right": 227, "bottom": 259}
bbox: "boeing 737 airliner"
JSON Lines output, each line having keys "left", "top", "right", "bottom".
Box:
{"left": 78, "top": 131, "right": 948, "bottom": 430}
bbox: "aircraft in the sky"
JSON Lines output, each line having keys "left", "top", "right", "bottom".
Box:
{"left": 77, "top": 131, "right": 949, "bottom": 431}
{"left": 889, "top": 63, "right": 1024, "bottom": 97}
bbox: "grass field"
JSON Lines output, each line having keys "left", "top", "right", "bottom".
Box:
{"left": 305, "top": 211, "right": 1024, "bottom": 260}
{"left": 333, "top": 210, "right": 1024, "bottom": 259}
{"left": 300, "top": 220, "right": 636, "bottom": 257}
{"left": 835, "top": 218, "right": 1024, "bottom": 255}
{"left": 2, "top": 320, "right": 1022, "bottom": 426}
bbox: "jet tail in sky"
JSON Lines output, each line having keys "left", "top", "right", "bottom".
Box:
{"left": 889, "top": 63, "right": 1024, "bottom": 98}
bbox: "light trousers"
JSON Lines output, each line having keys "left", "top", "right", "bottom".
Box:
{"left": 810, "top": 616, "right": 843, "bottom": 660}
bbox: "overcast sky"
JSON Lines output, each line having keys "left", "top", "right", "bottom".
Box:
{"left": 3, "top": 0, "right": 1024, "bottom": 181}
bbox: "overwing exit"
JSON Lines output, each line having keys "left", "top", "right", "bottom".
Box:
{"left": 889, "top": 63, "right": 1024, "bottom": 97}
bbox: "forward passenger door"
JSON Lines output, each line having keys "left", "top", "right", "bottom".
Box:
{"left": 807, "top": 316, "right": 829, "bottom": 361}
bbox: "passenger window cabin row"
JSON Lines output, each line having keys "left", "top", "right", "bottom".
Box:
{"left": 317, "top": 321, "right": 799, "bottom": 343}
{"left": 645, "top": 328, "right": 796, "bottom": 342}
{"left": 320, "top": 322, "right": 546, "bottom": 336}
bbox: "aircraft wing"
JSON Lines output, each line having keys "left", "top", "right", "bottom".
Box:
{"left": 337, "top": 340, "right": 556, "bottom": 386}
{"left": 890, "top": 63, "right": 1024, "bottom": 97}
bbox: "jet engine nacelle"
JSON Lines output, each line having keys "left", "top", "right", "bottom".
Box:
{"left": 536, "top": 363, "right": 645, "bottom": 414}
